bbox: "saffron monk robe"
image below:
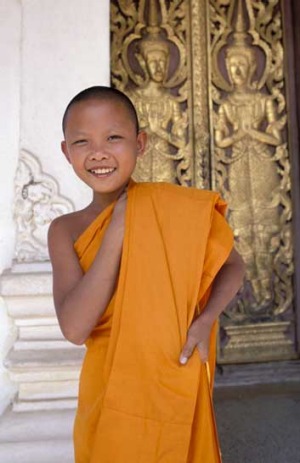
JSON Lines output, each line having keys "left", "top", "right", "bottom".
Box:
{"left": 48, "top": 86, "right": 245, "bottom": 463}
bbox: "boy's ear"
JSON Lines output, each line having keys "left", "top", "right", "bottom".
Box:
{"left": 61, "top": 141, "right": 71, "bottom": 163}
{"left": 136, "top": 131, "right": 147, "bottom": 158}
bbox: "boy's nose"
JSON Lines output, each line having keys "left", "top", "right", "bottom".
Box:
{"left": 88, "top": 148, "right": 109, "bottom": 161}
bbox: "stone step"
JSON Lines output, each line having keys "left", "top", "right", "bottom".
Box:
{"left": 4, "top": 348, "right": 84, "bottom": 412}
{"left": 0, "top": 408, "right": 75, "bottom": 443}
{"left": 5, "top": 347, "right": 84, "bottom": 369}
{"left": 215, "top": 359, "right": 300, "bottom": 389}
{"left": 0, "top": 440, "right": 74, "bottom": 463}
{"left": 0, "top": 408, "right": 75, "bottom": 462}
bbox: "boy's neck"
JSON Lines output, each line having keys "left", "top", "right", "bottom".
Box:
{"left": 90, "top": 182, "right": 129, "bottom": 213}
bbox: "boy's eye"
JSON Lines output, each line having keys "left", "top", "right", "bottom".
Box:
{"left": 73, "top": 139, "right": 87, "bottom": 146}
{"left": 107, "top": 135, "right": 122, "bottom": 141}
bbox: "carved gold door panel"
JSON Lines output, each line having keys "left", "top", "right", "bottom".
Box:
{"left": 110, "top": 0, "right": 298, "bottom": 363}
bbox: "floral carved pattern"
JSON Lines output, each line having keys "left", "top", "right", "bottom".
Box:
{"left": 14, "top": 150, "right": 74, "bottom": 262}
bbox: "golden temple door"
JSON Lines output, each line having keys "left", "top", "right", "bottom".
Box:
{"left": 110, "top": 0, "right": 300, "bottom": 364}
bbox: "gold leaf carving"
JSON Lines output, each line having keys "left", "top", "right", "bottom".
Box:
{"left": 211, "top": 0, "right": 293, "bottom": 323}
{"left": 111, "top": 0, "right": 193, "bottom": 185}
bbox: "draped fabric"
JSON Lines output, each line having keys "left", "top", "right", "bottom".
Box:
{"left": 73, "top": 181, "right": 233, "bottom": 463}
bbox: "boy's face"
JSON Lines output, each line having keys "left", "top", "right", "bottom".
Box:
{"left": 61, "top": 98, "right": 146, "bottom": 196}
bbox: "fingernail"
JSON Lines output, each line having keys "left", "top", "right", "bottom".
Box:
{"left": 179, "top": 355, "right": 188, "bottom": 365}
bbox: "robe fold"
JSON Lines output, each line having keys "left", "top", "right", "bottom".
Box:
{"left": 73, "top": 181, "right": 233, "bottom": 463}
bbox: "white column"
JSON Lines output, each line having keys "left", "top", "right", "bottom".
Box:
{"left": 0, "top": 0, "right": 22, "bottom": 414}
{"left": 0, "top": 1, "right": 110, "bottom": 461}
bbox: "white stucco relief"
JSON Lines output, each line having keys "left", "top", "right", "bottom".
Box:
{"left": 14, "top": 150, "right": 74, "bottom": 262}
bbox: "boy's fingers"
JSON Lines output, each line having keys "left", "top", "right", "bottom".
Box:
{"left": 179, "top": 335, "right": 197, "bottom": 365}
{"left": 197, "top": 342, "right": 209, "bottom": 362}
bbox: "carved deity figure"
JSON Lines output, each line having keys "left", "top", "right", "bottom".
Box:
{"left": 130, "top": 35, "right": 187, "bottom": 183}
{"left": 215, "top": 42, "right": 284, "bottom": 307}
{"left": 121, "top": 0, "right": 190, "bottom": 186}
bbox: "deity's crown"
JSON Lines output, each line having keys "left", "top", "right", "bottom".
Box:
{"left": 139, "top": 0, "right": 169, "bottom": 59}
{"left": 140, "top": 32, "right": 169, "bottom": 58}
{"left": 226, "top": 0, "right": 255, "bottom": 64}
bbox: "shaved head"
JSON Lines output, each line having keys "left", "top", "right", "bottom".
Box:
{"left": 62, "top": 86, "right": 139, "bottom": 134}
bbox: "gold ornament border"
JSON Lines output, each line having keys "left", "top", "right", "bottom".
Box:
{"left": 190, "top": 0, "right": 211, "bottom": 189}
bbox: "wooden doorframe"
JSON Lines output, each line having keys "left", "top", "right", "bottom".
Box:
{"left": 284, "top": 0, "right": 300, "bottom": 354}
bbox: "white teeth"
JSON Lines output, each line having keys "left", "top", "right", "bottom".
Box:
{"left": 90, "top": 167, "right": 115, "bottom": 174}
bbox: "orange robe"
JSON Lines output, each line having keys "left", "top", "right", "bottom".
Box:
{"left": 73, "top": 181, "right": 233, "bottom": 463}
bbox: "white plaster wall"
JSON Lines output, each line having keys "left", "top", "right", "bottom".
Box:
{"left": 0, "top": 0, "right": 110, "bottom": 415}
{"left": 0, "top": 0, "right": 21, "bottom": 415}
{"left": 21, "top": 0, "right": 111, "bottom": 209}
{"left": 0, "top": 0, "right": 20, "bottom": 271}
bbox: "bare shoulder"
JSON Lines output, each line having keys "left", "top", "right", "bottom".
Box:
{"left": 48, "top": 207, "right": 96, "bottom": 245}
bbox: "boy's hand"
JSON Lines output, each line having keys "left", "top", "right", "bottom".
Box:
{"left": 179, "top": 248, "right": 245, "bottom": 366}
{"left": 179, "top": 313, "right": 213, "bottom": 365}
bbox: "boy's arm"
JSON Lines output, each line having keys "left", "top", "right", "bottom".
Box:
{"left": 48, "top": 193, "right": 126, "bottom": 345}
{"left": 179, "top": 247, "right": 245, "bottom": 364}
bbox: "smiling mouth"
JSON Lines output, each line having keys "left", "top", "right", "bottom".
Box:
{"left": 89, "top": 167, "right": 116, "bottom": 177}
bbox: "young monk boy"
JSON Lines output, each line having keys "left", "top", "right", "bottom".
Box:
{"left": 48, "top": 86, "right": 245, "bottom": 463}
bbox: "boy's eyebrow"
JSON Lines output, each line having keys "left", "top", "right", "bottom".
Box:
{"left": 69, "top": 125, "right": 128, "bottom": 136}
{"left": 69, "top": 130, "right": 89, "bottom": 136}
